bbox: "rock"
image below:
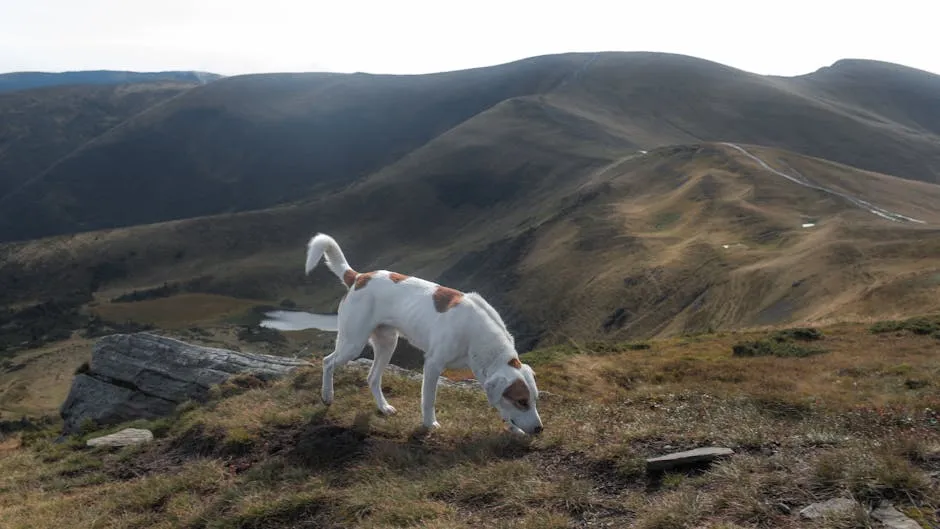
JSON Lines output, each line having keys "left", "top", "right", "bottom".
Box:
{"left": 86, "top": 428, "right": 154, "bottom": 447}
{"left": 60, "top": 333, "right": 312, "bottom": 434}
{"left": 798, "top": 498, "right": 860, "bottom": 520}
{"left": 645, "top": 446, "right": 734, "bottom": 472}
{"left": 871, "top": 502, "right": 923, "bottom": 529}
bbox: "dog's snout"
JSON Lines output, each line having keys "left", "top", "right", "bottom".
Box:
{"left": 533, "top": 425, "right": 543, "bottom": 435}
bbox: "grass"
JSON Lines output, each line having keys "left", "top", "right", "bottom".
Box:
{"left": 870, "top": 315, "right": 940, "bottom": 338}
{"left": 732, "top": 326, "right": 828, "bottom": 358}
{"left": 0, "top": 321, "right": 938, "bottom": 528}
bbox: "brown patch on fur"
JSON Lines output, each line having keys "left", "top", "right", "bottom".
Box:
{"left": 503, "top": 379, "right": 531, "bottom": 410}
{"left": 432, "top": 286, "right": 464, "bottom": 313}
{"left": 343, "top": 269, "right": 358, "bottom": 288}
{"left": 354, "top": 272, "right": 376, "bottom": 290}
{"left": 388, "top": 272, "right": 410, "bottom": 283}
{"left": 508, "top": 357, "right": 522, "bottom": 369}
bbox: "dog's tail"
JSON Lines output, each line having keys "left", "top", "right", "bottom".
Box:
{"left": 305, "top": 233, "right": 355, "bottom": 285}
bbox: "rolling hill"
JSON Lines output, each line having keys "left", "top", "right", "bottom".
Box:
{"left": 0, "top": 81, "right": 208, "bottom": 200}
{"left": 1, "top": 51, "right": 940, "bottom": 362}
{"left": 2, "top": 52, "right": 940, "bottom": 243}
{"left": 2, "top": 141, "right": 939, "bottom": 354}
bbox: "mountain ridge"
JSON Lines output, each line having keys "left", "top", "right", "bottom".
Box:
{"left": 2, "top": 52, "right": 940, "bottom": 243}
{"left": 0, "top": 70, "right": 222, "bottom": 94}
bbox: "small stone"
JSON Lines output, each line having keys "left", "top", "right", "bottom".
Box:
{"left": 645, "top": 446, "right": 734, "bottom": 472}
{"left": 871, "top": 502, "right": 923, "bottom": 529}
{"left": 86, "top": 428, "right": 154, "bottom": 447}
{"left": 798, "top": 498, "right": 860, "bottom": 520}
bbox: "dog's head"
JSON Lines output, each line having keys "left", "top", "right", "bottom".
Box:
{"left": 483, "top": 358, "right": 543, "bottom": 435}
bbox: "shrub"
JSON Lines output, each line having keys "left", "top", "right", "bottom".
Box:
{"left": 732, "top": 339, "right": 826, "bottom": 359}
{"left": 870, "top": 315, "right": 940, "bottom": 336}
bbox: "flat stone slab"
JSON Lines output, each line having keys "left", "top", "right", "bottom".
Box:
{"left": 798, "top": 498, "right": 860, "bottom": 520}
{"left": 871, "top": 503, "right": 923, "bottom": 529}
{"left": 645, "top": 446, "right": 734, "bottom": 472}
{"left": 86, "top": 428, "right": 154, "bottom": 447}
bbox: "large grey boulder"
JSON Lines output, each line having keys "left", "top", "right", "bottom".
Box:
{"left": 60, "top": 333, "right": 311, "bottom": 434}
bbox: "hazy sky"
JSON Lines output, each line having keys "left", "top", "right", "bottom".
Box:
{"left": 1, "top": 0, "right": 935, "bottom": 77}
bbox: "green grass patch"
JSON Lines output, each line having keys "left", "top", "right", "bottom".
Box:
{"left": 732, "top": 327, "right": 827, "bottom": 358}
{"left": 870, "top": 315, "right": 940, "bottom": 337}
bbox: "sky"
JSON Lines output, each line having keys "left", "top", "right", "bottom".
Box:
{"left": 1, "top": 0, "right": 936, "bottom": 77}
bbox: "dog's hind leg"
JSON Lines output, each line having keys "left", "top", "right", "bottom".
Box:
{"left": 367, "top": 325, "right": 399, "bottom": 416}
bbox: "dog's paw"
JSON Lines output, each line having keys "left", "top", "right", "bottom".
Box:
{"left": 321, "top": 394, "right": 333, "bottom": 406}
{"left": 420, "top": 420, "right": 441, "bottom": 431}
{"left": 378, "top": 404, "right": 397, "bottom": 416}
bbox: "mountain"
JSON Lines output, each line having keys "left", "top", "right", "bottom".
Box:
{"left": 2, "top": 52, "right": 940, "bottom": 243}
{"left": 2, "top": 51, "right": 940, "bottom": 351}
{"left": 0, "top": 70, "right": 221, "bottom": 94}
{"left": 2, "top": 141, "right": 938, "bottom": 351}
{"left": 0, "top": 81, "right": 205, "bottom": 200}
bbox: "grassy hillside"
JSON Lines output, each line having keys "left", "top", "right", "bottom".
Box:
{"left": 3, "top": 142, "right": 939, "bottom": 348}
{"left": 3, "top": 53, "right": 940, "bottom": 243}
{"left": 1, "top": 320, "right": 938, "bottom": 528}
{"left": 0, "top": 82, "right": 201, "bottom": 198}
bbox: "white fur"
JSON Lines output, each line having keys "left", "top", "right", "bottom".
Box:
{"left": 305, "top": 233, "right": 543, "bottom": 435}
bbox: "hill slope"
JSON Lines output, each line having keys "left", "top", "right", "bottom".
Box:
{"left": 0, "top": 82, "right": 203, "bottom": 199}
{"left": 2, "top": 52, "right": 940, "bottom": 242}
{"left": 3, "top": 142, "right": 939, "bottom": 352}
{"left": 1, "top": 321, "right": 938, "bottom": 528}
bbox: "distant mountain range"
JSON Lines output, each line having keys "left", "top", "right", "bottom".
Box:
{"left": 0, "top": 70, "right": 222, "bottom": 94}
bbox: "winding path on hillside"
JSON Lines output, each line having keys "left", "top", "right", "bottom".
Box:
{"left": 722, "top": 142, "right": 927, "bottom": 224}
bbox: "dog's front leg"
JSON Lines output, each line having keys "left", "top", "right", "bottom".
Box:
{"left": 421, "top": 361, "right": 444, "bottom": 430}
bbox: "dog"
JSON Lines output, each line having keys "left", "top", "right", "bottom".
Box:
{"left": 304, "top": 233, "right": 543, "bottom": 435}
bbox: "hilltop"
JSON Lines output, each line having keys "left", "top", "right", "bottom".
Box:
{"left": 1, "top": 320, "right": 938, "bottom": 528}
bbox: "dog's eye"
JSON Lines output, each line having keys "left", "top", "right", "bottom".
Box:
{"left": 517, "top": 398, "right": 529, "bottom": 409}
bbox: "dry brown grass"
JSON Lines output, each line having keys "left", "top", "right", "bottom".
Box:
{"left": 89, "top": 293, "right": 269, "bottom": 330}
{"left": 1, "top": 321, "right": 938, "bottom": 528}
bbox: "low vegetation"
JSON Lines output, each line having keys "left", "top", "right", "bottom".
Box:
{"left": 1, "top": 321, "right": 938, "bottom": 528}
{"left": 0, "top": 292, "right": 92, "bottom": 354}
{"left": 732, "top": 327, "right": 828, "bottom": 358}
{"left": 870, "top": 315, "right": 940, "bottom": 338}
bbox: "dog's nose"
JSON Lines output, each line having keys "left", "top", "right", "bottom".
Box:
{"left": 533, "top": 425, "right": 543, "bottom": 435}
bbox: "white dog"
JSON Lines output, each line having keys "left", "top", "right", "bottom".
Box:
{"left": 304, "top": 233, "right": 543, "bottom": 435}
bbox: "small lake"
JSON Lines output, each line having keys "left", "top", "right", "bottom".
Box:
{"left": 259, "top": 310, "right": 338, "bottom": 332}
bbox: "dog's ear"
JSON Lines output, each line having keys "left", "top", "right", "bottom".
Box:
{"left": 483, "top": 373, "right": 507, "bottom": 406}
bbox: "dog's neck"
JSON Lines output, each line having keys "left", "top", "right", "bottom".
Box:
{"left": 460, "top": 300, "right": 519, "bottom": 384}
{"left": 466, "top": 337, "right": 516, "bottom": 384}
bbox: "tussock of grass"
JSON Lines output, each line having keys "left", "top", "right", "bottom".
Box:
{"left": 2, "top": 321, "right": 939, "bottom": 528}
{"left": 870, "top": 315, "right": 940, "bottom": 337}
{"left": 732, "top": 327, "right": 828, "bottom": 358}
{"left": 732, "top": 339, "right": 827, "bottom": 358}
